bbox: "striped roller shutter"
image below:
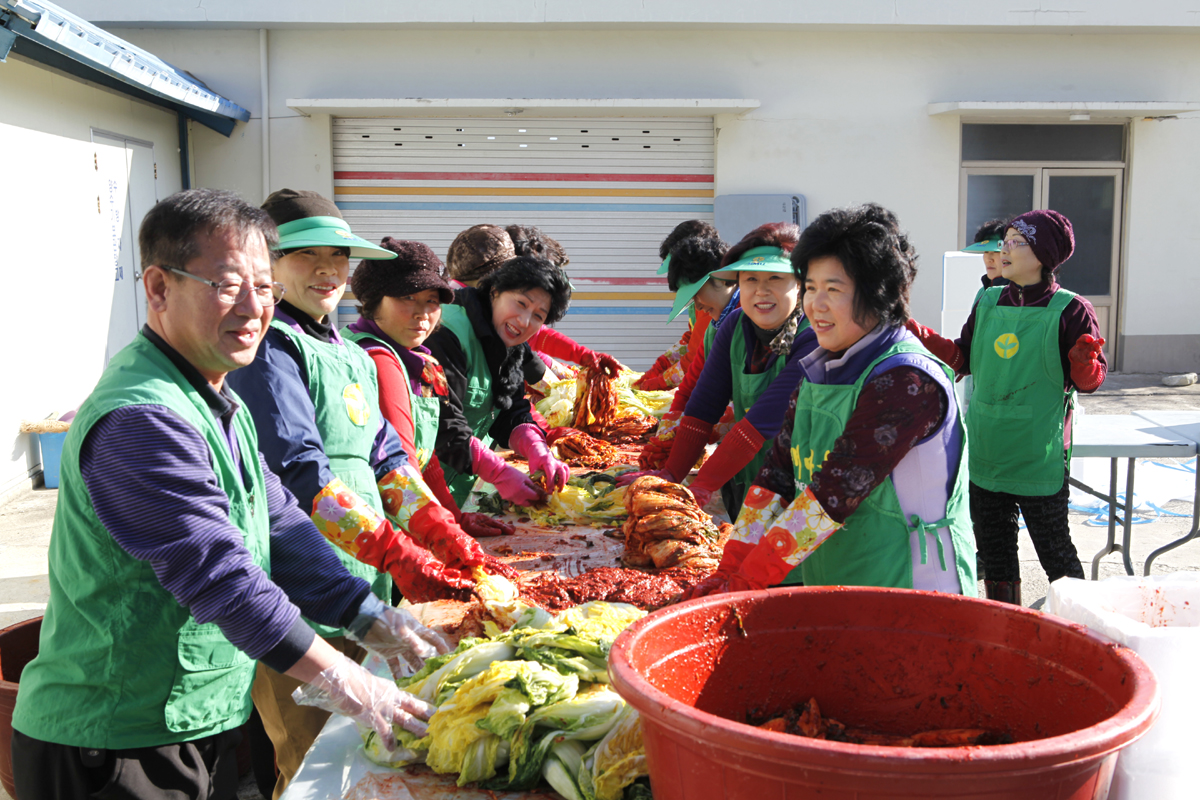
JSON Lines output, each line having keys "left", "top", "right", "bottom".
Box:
{"left": 331, "top": 117, "right": 715, "bottom": 370}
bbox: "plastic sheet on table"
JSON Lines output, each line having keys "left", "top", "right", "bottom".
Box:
{"left": 342, "top": 769, "right": 561, "bottom": 800}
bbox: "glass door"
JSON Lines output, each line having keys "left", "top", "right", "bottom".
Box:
{"left": 1042, "top": 169, "right": 1122, "bottom": 350}
{"left": 960, "top": 168, "right": 1041, "bottom": 248}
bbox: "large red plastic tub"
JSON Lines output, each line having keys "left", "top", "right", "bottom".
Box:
{"left": 0, "top": 616, "right": 42, "bottom": 800}
{"left": 609, "top": 588, "right": 1159, "bottom": 800}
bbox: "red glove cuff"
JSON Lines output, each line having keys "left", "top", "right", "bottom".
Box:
{"left": 734, "top": 539, "right": 793, "bottom": 591}
{"left": 353, "top": 520, "right": 402, "bottom": 573}
{"left": 1070, "top": 359, "right": 1106, "bottom": 392}
{"left": 907, "top": 319, "right": 964, "bottom": 372}
{"left": 690, "top": 417, "right": 766, "bottom": 496}
{"left": 717, "top": 539, "right": 756, "bottom": 576}
{"left": 662, "top": 415, "right": 715, "bottom": 481}
{"left": 422, "top": 455, "right": 462, "bottom": 521}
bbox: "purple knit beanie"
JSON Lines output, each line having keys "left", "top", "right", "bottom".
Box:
{"left": 1008, "top": 210, "right": 1075, "bottom": 271}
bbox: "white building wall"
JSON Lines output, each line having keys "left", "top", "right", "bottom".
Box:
{"left": 106, "top": 24, "right": 1200, "bottom": 370}
{"left": 0, "top": 55, "right": 182, "bottom": 494}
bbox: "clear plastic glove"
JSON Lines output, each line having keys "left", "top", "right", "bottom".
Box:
{"left": 292, "top": 655, "right": 436, "bottom": 750}
{"left": 509, "top": 423, "right": 571, "bottom": 493}
{"left": 460, "top": 511, "right": 516, "bottom": 538}
{"left": 346, "top": 596, "right": 453, "bottom": 676}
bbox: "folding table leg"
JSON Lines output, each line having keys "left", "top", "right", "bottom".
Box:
{"left": 1144, "top": 458, "right": 1200, "bottom": 575}
{"left": 1087, "top": 458, "right": 1122, "bottom": 580}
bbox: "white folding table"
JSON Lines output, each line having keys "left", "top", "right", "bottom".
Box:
{"left": 1130, "top": 409, "right": 1200, "bottom": 574}
{"left": 1069, "top": 414, "right": 1196, "bottom": 578}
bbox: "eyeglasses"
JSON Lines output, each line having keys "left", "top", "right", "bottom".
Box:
{"left": 165, "top": 267, "right": 285, "bottom": 306}
{"left": 999, "top": 239, "right": 1032, "bottom": 252}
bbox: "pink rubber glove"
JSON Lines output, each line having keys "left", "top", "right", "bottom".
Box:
{"left": 509, "top": 423, "right": 571, "bottom": 493}
{"left": 471, "top": 437, "right": 545, "bottom": 505}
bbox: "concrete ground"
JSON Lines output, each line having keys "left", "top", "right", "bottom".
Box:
{"left": 2, "top": 373, "right": 1199, "bottom": 799}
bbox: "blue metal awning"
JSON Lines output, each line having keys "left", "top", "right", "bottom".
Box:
{"left": 0, "top": 0, "right": 250, "bottom": 135}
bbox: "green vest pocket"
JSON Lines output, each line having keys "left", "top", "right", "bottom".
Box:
{"left": 164, "top": 625, "right": 255, "bottom": 733}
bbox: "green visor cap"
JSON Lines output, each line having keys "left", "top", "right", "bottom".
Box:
{"left": 719, "top": 245, "right": 793, "bottom": 273}
{"left": 274, "top": 216, "right": 398, "bottom": 260}
{"left": 963, "top": 237, "right": 1002, "bottom": 253}
{"left": 656, "top": 253, "right": 671, "bottom": 276}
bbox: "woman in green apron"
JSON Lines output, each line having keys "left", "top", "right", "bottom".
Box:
{"left": 637, "top": 221, "right": 736, "bottom": 468}
{"left": 620, "top": 223, "right": 818, "bottom": 520}
{"left": 906, "top": 210, "right": 1106, "bottom": 604}
{"left": 345, "top": 237, "right": 516, "bottom": 539}
{"left": 227, "top": 190, "right": 500, "bottom": 796}
{"left": 689, "top": 204, "right": 977, "bottom": 597}
{"left": 425, "top": 255, "right": 574, "bottom": 508}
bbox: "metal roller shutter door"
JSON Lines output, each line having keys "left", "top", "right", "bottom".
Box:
{"left": 331, "top": 116, "right": 715, "bottom": 370}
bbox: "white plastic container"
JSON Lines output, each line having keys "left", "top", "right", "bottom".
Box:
{"left": 1047, "top": 573, "right": 1200, "bottom": 800}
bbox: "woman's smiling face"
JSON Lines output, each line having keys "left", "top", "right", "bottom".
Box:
{"left": 272, "top": 246, "right": 350, "bottom": 321}
{"left": 738, "top": 270, "right": 800, "bottom": 330}
{"left": 692, "top": 275, "right": 737, "bottom": 318}
{"left": 491, "top": 288, "right": 552, "bottom": 347}
{"left": 802, "top": 255, "right": 877, "bottom": 353}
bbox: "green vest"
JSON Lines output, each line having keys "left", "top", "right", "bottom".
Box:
{"left": 437, "top": 305, "right": 501, "bottom": 506}
{"left": 727, "top": 314, "right": 794, "bottom": 490}
{"left": 702, "top": 316, "right": 718, "bottom": 358}
{"left": 269, "top": 320, "right": 391, "bottom": 636}
{"left": 966, "top": 287, "right": 1076, "bottom": 496}
{"left": 342, "top": 329, "right": 442, "bottom": 470}
{"left": 786, "top": 341, "right": 976, "bottom": 593}
{"left": 13, "top": 334, "right": 269, "bottom": 748}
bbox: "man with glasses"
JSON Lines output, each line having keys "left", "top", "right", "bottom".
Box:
{"left": 11, "top": 189, "right": 450, "bottom": 800}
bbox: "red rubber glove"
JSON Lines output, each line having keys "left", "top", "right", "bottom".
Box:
{"left": 1068, "top": 334, "right": 1107, "bottom": 392}
{"left": 661, "top": 415, "right": 716, "bottom": 482}
{"left": 406, "top": 502, "right": 486, "bottom": 571}
{"left": 581, "top": 350, "right": 622, "bottom": 378}
{"left": 637, "top": 434, "right": 674, "bottom": 470}
{"left": 460, "top": 512, "right": 516, "bottom": 538}
{"left": 680, "top": 540, "right": 755, "bottom": 600}
{"left": 422, "top": 454, "right": 463, "bottom": 520}
{"left": 906, "top": 318, "right": 964, "bottom": 372}
{"left": 354, "top": 519, "right": 475, "bottom": 603}
{"left": 686, "top": 418, "right": 767, "bottom": 508}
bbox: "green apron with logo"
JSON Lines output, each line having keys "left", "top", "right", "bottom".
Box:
{"left": 966, "top": 287, "right": 1076, "bottom": 496}
{"left": 271, "top": 320, "right": 391, "bottom": 637}
{"left": 343, "top": 329, "right": 442, "bottom": 470}
{"left": 12, "top": 334, "right": 269, "bottom": 748}
{"left": 437, "top": 305, "right": 502, "bottom": 505}
{"left": 786, "top": 340, "right": 976, "bottom": 592}
{"left": 727, "top": 315, "right": 794, "bottom": 491}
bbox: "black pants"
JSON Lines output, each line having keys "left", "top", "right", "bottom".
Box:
{"left": 12, "top": 727, "right": 241, "bottom": 800}
{"left": 969, "top": 476, "right": 1085, "bottom": 584}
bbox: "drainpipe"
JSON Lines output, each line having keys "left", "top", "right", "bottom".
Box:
{"left": 259, "top": 28, "right": 270, "bottom": 201}
{"left": 177, "top": 111, "right": 191, "bottom": 190}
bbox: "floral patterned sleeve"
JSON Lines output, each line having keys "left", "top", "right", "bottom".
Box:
{"left": 749, "top": 385, "right": 802, "bottom": 504}
{"left": 809, "top": 366, "right": 947, "bottom": 524}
